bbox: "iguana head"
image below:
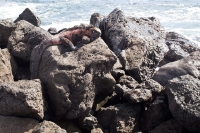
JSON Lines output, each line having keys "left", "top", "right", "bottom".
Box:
{"left": 85, "top": 27, "right": 101, "bottom": 41}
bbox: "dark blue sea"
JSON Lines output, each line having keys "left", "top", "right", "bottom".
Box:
{"left": 1, "top": 0, "right": 200, "bottom": 45}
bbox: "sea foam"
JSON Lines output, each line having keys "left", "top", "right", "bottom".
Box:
{"left": 0, "top": 0, "right": 200, "bottom": 46}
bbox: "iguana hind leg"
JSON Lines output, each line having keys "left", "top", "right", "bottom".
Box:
{"left": 60, "top": 36, "right": 76, "bottom": 50}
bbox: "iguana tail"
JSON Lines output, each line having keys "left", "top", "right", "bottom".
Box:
{"left": 30, "top": 36, "right": 75, "bottom": 79}
{"left": 30, "top": 39, "right": 53, "bottom": 79}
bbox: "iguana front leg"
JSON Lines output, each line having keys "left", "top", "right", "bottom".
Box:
{"left": 81, "top": 36, "right": 91, "bottom": 44}
{"left": 75, "top": 36, "right": 92, "bottom": 49}
{"left": 59, "top": 36, "right": 76, "bottom": 50}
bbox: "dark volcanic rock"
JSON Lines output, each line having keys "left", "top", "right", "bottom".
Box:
{"left": 96, "top": 103, "right": 141, "bottom": 133}
{"left": 8, "top": 20, "right": 51, "bottom": 61}
{"left": 48, "top": 27, "right": 58, "bottom": 35}
{"left": 111, "top": 58, "right": 125, "bottom": 79}
{"left": 77, "top": 114, "right": 98, "bottom": 130}
{"left": 149, "top": 119, "right": 184, "bottom": 133}
{"left": 90, "top": 8, "right": 168, "bottom": 81}
{"left": 0, "top": 18, "right": 16, "bottom": 48}
{"left": 131, "top": 78, "right": 163, "bottom": 92}
{"left": 165, "top": 75, "right": 200, "bottom": 132}
{"left": 14, "top": 8, "right": 41, "bottom": 27}
{"left": 55, "top": 120, "right": 82, "bottom": 133}
{"left": 126, "top": 88, "right": 152, "bottom": 103}
{"left": 35, "top": 38, "right": 116, "bottom": 119}
{"left": 116, "top": 84, "right": 152, "bottom": 103}
{"left": 0, "top": 79, "right": 44, "bottom": 120}
{"left": 166, "top": 32, "right": 200, "bottom": 53}
{"left": 116, "top": 78, "right": 164, "bottom": 103}
{"left": 140, "top": 96, "right": 172, "bottom": 132}
{"left": 136, "top": 79, "right": 164, "bottom": 98}
{"left": 165, "top": 41, "right": 190, "bottom": 61}
{"left": 115, "top": 75, "right": 139, "bottom": 102}
{"left": 14, "top": 67, "right": 31, "bottom": 80}
{"left": 161, "top": 32, "right": 200, "bottom": 64}
{"left": 90, "top": 13, "right": 105, "bottom": 28}
{"left": 32, "top": 120, "right": 67, "bottom": 133}
{"left": 0, "top": 115, "right": 39, "bottom": 133}
{"left": 153, "top": 50, "right": 200, "bottom": 86}
{"left": 0, "top": 48, "right": 14, "bottom": 83}
{"left": 91, "top": 128, "right": 104, "bottom": 133}
{"left": 118, "top": 75, "right": 139, "bottom": 89}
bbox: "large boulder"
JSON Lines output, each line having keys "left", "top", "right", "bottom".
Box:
{"left": 8, "top": 20, "right": 51, "bottom": 61}
{"left": 36, "top": 38, "right": 117, "bottom": 119}
{"left": 96, "top": 103, "right": 141, "bottom": 133}
{"left": 0, "top": 115, "right": 39, "bottom": 133}
{"left": 165, "top": 75, "right": 200, "bottom": 132}
{"left": 165, "top": 41, "right": 189, "bottom": 61}
{"left": 160, "top": 32, "right": 200, "bottom": 65}
{"left": 14, "top": 8, "right": 41, "bottom": 27}
{"left": 140, "top": 96, "right": 172, "bottom": 132}
{"left": 166, "top": 32, "right": 200, "bottom": 54}
{"left": 149, "top": 119, "right": 184, "bottom": 133}
{"left": 0, "top": 18, "right": 16, "bottom": 48}
{"left": 32, "top": 120, "right": 67, "bottom": 133}
{"left": 0, "top": 79, "right": 44, "bottom": 120}
{"left": 90, "top": 8, "right": 168, "bottom": 81}
{"left": 0, "top": 48, "right": 14, "bottom": 83}
{"left": 90, "top": 13, "right": 105, "bottom": 28}
{"left": 153, "top": 50, "right": 200, "bottom": 86}
{"left": 0, "top": 116, "right": 67, "bottom": 133}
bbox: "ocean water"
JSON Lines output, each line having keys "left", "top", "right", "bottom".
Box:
{"left": 1, "top": 0, "right": 200, "bottom": 45}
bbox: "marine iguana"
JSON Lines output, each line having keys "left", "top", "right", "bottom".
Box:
{"left": 30, "top": 24, "right": 101, "bottom": 79}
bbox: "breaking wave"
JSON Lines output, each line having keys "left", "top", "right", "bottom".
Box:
{"left": 1, "top": 0, "right": 200, "bottom": 45}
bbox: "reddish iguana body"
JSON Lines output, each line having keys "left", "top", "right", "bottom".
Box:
{"left": 30, "top": 24, "right": 101, "bottom": 79}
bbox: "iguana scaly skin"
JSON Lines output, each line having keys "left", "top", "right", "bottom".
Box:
{"left": 30, "top": 24, "right": 101, "bottom": 79}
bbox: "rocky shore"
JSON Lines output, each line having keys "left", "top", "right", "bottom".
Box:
{"left": 0, "top": 8, "right": 200, "bottom": 133}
